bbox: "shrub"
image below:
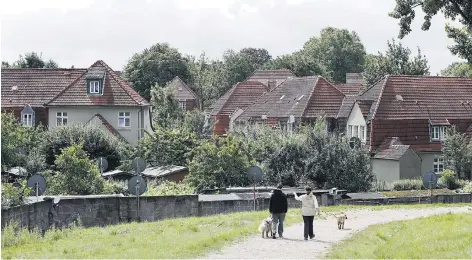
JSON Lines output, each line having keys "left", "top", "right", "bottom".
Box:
{"left": 392, "top": 179, "right": 424, "bottom": 191}
{"left": 102, "top": 179, "right": 128, "bottom": 195}
{"left": 1, "top": 221, "right": 41, "bottom": 248}
{"left": 1, "top": 181, "right": 32, "bottom": 209}
{"left": 439, "top": 169, "right": 459, "bottom": 190}
{"left": 143, "top": 180, "right": 195, "bottom": 196}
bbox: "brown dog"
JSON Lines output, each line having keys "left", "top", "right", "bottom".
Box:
{"left": 335, "top": 214, "right": 347, "bottom": 230}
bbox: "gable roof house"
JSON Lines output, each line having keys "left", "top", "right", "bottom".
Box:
{"left": 207, "top": 69, "right": 295, "bottom": 135}
{"left": 1, "top": 60, "right": 152, "bottom": 145}
{"left": 168, "top": 76, "right": 199, "bottom": 111}
{"left": 234, "top": 76, "right": 346, "bottom": 132}
{"left": 342, "top": 75, "right": 472, "bottom": 186}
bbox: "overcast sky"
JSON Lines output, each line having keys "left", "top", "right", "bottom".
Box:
{"left": 0, "top": 0, "right": 464, "bottom": 74}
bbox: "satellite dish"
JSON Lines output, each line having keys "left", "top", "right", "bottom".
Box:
{"left": 14, "top": 147, "right": 26, "bottom": 155}
{"left": 27, "top": 174, "right": 46, "bottom": 196}
{"left": 247, "top": 166, "right": 263, "bottom": 183}
{"left": 131, "top": 157, "right": 146, "bottom": 174}
{"left": 422, "top": 171, "right": 438, "bottom": 189}
{"left": 349, "top": 137, "right": 361, "bottom": 149}
{"left": 97, "top": 157, "right": 108, "bottom": 172}
{"left": 128, "top": 175, "right": 147, "bottom": 196}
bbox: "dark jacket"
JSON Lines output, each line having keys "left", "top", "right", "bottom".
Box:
{"left": 269, "top": 189, "right": 288, "bottom": 213}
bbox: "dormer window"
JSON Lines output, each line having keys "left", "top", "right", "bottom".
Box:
{"left": 20, "top": 104, "right": 35, "bottom": 127}
{"left": 89, "top": 81, "right": 100, "bottom": 94}
{"left": 431, "top": 126, "right": 447, "bottom": 141}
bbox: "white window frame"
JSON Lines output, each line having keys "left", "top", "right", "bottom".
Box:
{"left": 118, "top": 112, "right": 131, "bottom": 128}
{"left": 56, "top": 112, "right": 68, "bottom": 126}
{"left": 359, "top": 125, "right": 365, "bottom": 142}
{"left": 431, "top": 126, "right": 447, "bottom": 141}
{"left": 89, "top": 81, "right": 100, "bottom": 94}
{"left": 433, "top": 156, "right": 444, "bottom": 174}
{"left": 348, "top": 125, "right": 353, "bottom": 138}
{"left": 179, "top": 100, "right": 186, "bottom": 110}
{"left": 353, "top": 125, "right": 359, "bottom": 138}
{"left": 22, "top": 113, "right": 33, "bottom": 127}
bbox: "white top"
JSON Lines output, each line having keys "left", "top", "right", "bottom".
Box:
{"left": 294, "top": 192, "right": 319, "bottom": 216}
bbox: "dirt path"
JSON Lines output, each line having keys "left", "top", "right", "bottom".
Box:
{"left": 198, "top": 206, "right": 472, "bottom": 259}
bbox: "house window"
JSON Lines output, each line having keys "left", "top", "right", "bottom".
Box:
{"left": 431, "top": 126, "right": 447, "bottom": 141}
{"left": 179, "top": 101, "right": 186, "bottom": 110}
{"left": 22, "top": 113, "right": 33, "bottom": 127}
{"left": 56, "top": 112, "right": 68, "bottom": 126}
{"left": 433, "top": 156, "right": 444, "bottom": 174}
{"left": 118, "top": 112, "right": 130, "bottom": 128}
{"left": 353, "top": 125, "right": 359, "bottom": 138}
{"left": 348, "top": 125, "right": 353, "bottom": 138}
{"left": 89, "top": 81, "right": 100, "bottom": 94}
{"left": 359, "top": 125, "right": 365, "bottom": 142}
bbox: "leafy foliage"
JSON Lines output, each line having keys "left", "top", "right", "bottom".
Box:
{"left": 363, "top": 39, "right": 430, "bottom": 85}
{"left": 50, "top": 144, "right": 106, "bottom": 195}
{"left": 143, "top": 180, "right": 195, "bottom": 196}
{"left": 301, "top": 27, "right": 366, "bottom": 83}
{"left": 1, "top": 181, "right": 32, "bottom": 209}
{"left": 1, "top": 113, "right": 45, "bottom": 173}
{"left": 440, "top": 62, "right": 472, "bottom": 77}
{"left": 389, "top": 0, "right": 472, "bottom": 62}
{"left": 439, "top": 169, "right": 459, "bottom": 190}
{"left": 123, "top": 43, "right": 191, "bottom": 100}
{"left": 3, "top": 52, "right": 59, "bottom": 68}
{"left": 150, "top": 83, "right": 185, "bottom": 128}
{"left": 41, "top": 123, "right": 127, "bottom": 171}
{"left": 442, "top": 127, "right": 472, "bottom": 180}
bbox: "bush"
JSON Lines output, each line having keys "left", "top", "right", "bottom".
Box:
{"left": 1, "top": 221, "right": 41, "bottom": 248}
{"left": 41, "top": 123, "right": 127, "bottom": 171}
{"left": 102, "top": 179, "right": 128, "bottom": 195}
{"left": 143, "top": 180, "right": 195, "bottom": 196}
{"left": 1, "top": 181, "right": 32, "bottom": 209}
{"left": 392, "top": 179, "right": 424, "bottom": 191}
{"left": 439, "top": 169, "right": 459, "bottom": 190}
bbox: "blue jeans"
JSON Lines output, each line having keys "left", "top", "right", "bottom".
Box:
{"left": 271, "top": 213, "right": 286, "bottom": 236}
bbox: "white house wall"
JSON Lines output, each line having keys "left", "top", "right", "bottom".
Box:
{"left": 371, "top": 159, "right": 400, "bottom": 190}
{"left": 48, "top": 106, "right": 151, "bottom": 145}
{"left": 346, "top": 102, "right": 367, "bottom": 142}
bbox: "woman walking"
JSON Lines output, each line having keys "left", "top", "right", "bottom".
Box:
{"left": 293, "top": 187, "right": 320, "bottom": 240}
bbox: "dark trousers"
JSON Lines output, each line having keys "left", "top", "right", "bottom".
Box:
{"left": 302, "top": 216, "right": 314, "bottom": 239}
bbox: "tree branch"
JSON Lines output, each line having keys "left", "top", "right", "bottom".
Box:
{"left": 449, "top": 0, "right": 472, "bottom": 26}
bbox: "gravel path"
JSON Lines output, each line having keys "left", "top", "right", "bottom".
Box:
{"left": 198, "top": 206, "right": 472, "bottom": 259}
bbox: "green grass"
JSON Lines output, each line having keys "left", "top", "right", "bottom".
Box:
{"left": 2, "top": 203, "right": 471, "bottom": 259}
{"left": 327, "top": 212, "right": 472, "bottom": 259}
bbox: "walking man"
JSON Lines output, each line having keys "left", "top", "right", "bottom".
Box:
{"left": 269, "top": 184, "right": 288, "bottom": 239}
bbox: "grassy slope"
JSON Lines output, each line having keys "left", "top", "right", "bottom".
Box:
{"left": 327, "top": 212, "right": 472, "bottom": 259}
{"left": 2, "top": 203, "right": 471, "bottom": 259}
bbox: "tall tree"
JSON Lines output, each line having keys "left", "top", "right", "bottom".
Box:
{"left": 441, "top": 62, "right": 472, "bottom": 77}
{"left": 390, "top": 0, "right": 472, "bottom": 62}
{"left": 123, "top": 43, "right": 191, "bottom": 100}
{"left": 1, "top": 61, "right": 10, "bottom": 68}
{"left": 301, "top": 27, "right": 366, "bottom": 83}
{"left": 363, "top": 39, "right": 430, "bottom": 85}
{"left": 5, "top": 52, "right": 59, "bottom": 68}
{"left": 264, "top": 52, "right": 326, "bottom": 77}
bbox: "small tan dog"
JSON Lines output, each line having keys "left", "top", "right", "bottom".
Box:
{"left": 335, "top": 213, "right": 347, "bottom": 230}
{"left": 258, "top": 217, "right": 273, "bottom": 238}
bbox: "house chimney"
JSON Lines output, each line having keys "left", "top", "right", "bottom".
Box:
{"left": 268, "top": 80, "right": 276, "bottom": 90}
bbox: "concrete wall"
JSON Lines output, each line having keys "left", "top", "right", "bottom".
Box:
{"left": 48, "top": 106, "right": 152, "bottom": 145}
{"left": 418, "top": 151, "right": 442, "bottom": 174}
{"left": 371, "top": 159, "right": 400, "bottom": 189}
{"left": 400, "top": 149, "right": 422, "bottom": 179}
{"left": 341, "top": 193, "right": 472, "bottom": 205}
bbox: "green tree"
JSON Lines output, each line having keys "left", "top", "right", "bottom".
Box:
{"left": 0, "top": 113, "right": 45, "bottom": 173}
{"left": 1, "top": 61, "right": 10, "bottom": 68}
{"left": 150, "top": 83, "right": 185, "bottom": 128}
{"left": 390, "top": 0, "right": 472, "bottom": 62}
{"left": 442, "top": 127, "right": 472, "bottom": 180}
{"left": 301, "top": 27, "right": 366, "bottom": 83}
{"left": 123, "top": 43, "right": 191, "bottom": 100}
{"left": 186, "top": 136, "right": 252, "bottom": 191}
{"left": 139, "top": 127, "right": 199, "bottom": 167}
{"left": 264, "top": 52, "right": 326, "bottom": 77}
{"left": 41, "top": 123, "right": 127, "bottom": 171}
{"left": 440, "top": 62, "right": 472, "bottom": 77}
{"left": 50, "top": 144, "right": 106, "bottom": 195}
{"left": 363, "top": 39, "right": 430, "bottom": 85}
{"left": 10, "top": 52, "right": 59, "bottom": 68}
{"left": 1, "top": 181, "right": 32, "bottom": 209}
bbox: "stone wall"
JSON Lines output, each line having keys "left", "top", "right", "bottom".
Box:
{"left": 2, "top": 193, "right": 469, "bottom": 232}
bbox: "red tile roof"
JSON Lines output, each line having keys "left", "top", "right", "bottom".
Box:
{"left": 237, "top": 76, "right": 345, "bottom": 121}
{"left": 333, "top": 83, "right": 363, "bottom": 95}
{"left": 169, "top": 76, "right": 199, "bottom": 101}
{"left": 1, "top": 68, "right": 86, "bottom": 107}
{"left": 86, "top": 113, "right": 126, "bottom": 142}
{"left": 246, "top": 69, "right": 294, "bottom": 89}
{"left": 372, "top": 75, "right": 472, "bottom": 120}
{"left": 46, "top": 60, "right": 149, "bottom": 106}
{"left": 212, "top": 81, "right": 268, "bottom": 116}
{"left": 373, "top": 137, "right": 411, "bottom": 160}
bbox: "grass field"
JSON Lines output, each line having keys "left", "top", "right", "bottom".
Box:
{"left": 327, "top": 212, "right": 472, "bottom": 259}
{"left": 2, "top": 203, "right": 471, "bottom": 259}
